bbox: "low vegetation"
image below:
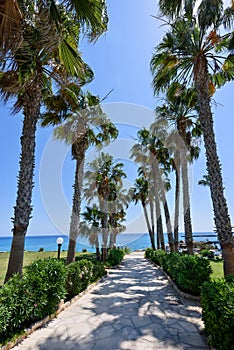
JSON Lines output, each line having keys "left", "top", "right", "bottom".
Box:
{"left": 0, "top": 248, "right": 126, "bottom": 345}
{"left": 0, "top": 251, "right": 95, "bottom": 286}
{"left": 145, "top": 248, "right": 212, "bottom": 295}
{"left": 201, "top": 276, "right": 234, "bottom": 350}
{"left": 0, "top": 258, "right": 66, "bottom": 345}
{"left": 146, "top": 248, "right": 234, "bottom": 350}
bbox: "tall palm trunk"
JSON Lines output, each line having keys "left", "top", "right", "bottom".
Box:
{"left": 100, "top": 199, "right": 109, "bottom": 261}
{"left": 5, "top": 85, "right": 41, "bottom": 282}
{"left": 66, "top": 142, "right": 86, "bottom": 264}
{"left": 95, "top": 235, "right": 100, "bottom": 261}
{"left": 149, "top": 199, "right": 156, "bottom": 249}
{"left": 142, "top": 202, "right": 153, "bottom": 248}
{"left": 155, "top": 196, "right": 164, "bottom": 250}
{"left": 174, "top": 156, "right": 180, "bottom": 252}
{"left": 181, "top": 148, "right": 193, "bottom": 254}
{"left": 151, "top": 157, "right": 174, "bottom": 251}
{"left": 194, "top": 55, "right": 234, "bottom": 275}
{"left": 109, "top": 214, "right": 115, "bottom": 248}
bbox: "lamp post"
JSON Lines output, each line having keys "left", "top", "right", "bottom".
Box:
{"left": 56, "top": 237, "right": 64, "bottom": 259}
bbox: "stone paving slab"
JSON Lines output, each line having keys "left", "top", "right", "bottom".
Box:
{"left": 14, "top": 251, "right": 209, "bottom": 350}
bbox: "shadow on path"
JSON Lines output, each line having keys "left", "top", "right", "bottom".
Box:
{"left": 14, "top": 253, "right": 209, "bottom": 350}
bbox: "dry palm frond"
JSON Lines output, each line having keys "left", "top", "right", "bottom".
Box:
{"left": 0, "top": 0, "right": 22, "bottom": 51}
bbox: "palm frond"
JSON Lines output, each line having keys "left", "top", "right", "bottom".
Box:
{"left": 0, "top": 0, "right": 22, "bottom": 52}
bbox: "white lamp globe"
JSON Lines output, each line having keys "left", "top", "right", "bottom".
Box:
{"left": 56, "top": 237, "right": 64, "bottom": 245}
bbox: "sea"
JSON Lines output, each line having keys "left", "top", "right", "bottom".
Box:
{"left": 0, "top": 232, "right": 218, "bottom": 253}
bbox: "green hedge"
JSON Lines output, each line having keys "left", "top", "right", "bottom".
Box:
{"left": 201, "top": 278, "right": 234, "bottom": 350}
{"left": 145, "top": 248, "right": 212, "bottom": 295}
{"left": 107, "top": 247, "right": 125, "bottom": 266}
{"left": 0, "top": 257, "right": 106, "bottom": 345}
{"left": 0, "top": 258, "right": 66, "bottom": 343}
{"left": 65, "top": 259, "right": 93, "bottom": 300}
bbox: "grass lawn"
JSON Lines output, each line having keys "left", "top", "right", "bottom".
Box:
{"left": 210, "top": 259, "right": 224, "bottom": 280}
{"left": 0, "top": 251, "right": 95, "bottom": 285}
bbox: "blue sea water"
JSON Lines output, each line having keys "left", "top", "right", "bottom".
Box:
{"left": 0, "top": 232, "right": 217, "bottom": 253}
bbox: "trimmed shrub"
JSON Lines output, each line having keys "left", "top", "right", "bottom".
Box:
{"left": 107, "top": 247, "right": 125, "bottom": 266}
{"left": 0, "top": 258, "right": 66, "bottom": 344}
{"left": 25, "top": 258, "right": 66, "bottom": 318}
{"left": 145, "top": 248, "right": 167, "bottom": 267}
{"left": 65, "top": 259, "right": 93, "bottom": 300}
{"left": 173, "top": 254, "right": 212, "bottom": 295}
{"left": 145, "top": 248, "right": 153, "bottom": 259}
{"left": 201, "top": 279, "right": 234, "bottom": 350}
{"left": 146, "top": 248, "right": 212, "bottom": 295}
{"left": 91, "top": 261, "right": 106, "bottom": 282}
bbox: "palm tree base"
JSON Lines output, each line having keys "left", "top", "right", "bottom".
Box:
{"left": 5, "top": 225, "right": 26, "bottom": 282}
{"left": 222, "top": 243, "right": 234, "bottom": 276}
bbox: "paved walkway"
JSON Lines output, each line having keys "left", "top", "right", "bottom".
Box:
{"left": 14, "top": 252, "right": 209, "bottom": 350}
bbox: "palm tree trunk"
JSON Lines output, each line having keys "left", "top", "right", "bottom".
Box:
{"left": 142, "top": 203, "right": 154, "bottom": 248}
{"left": 66, "top": 143, "right": 86, "bottom": 265}
{"left": 181, "top": 149, "right": 193, "bottom": 254}
{"left": 95, "top": 235, "right": 100, "bottom": 261}
{"left": 113, "top": 227, "right": 118, "bottom": 245}
{"left": 109, "top": 214, "right": 115, "bottom": 248}
{"left": 109, "top": 231, "right": 115, "bottom": 248}
{"left": 194, "top": 55, "right": 234, "bottom": 275}
{"left": 5, "top": 89, "right": 40, "bottom": 282}
{"left": 101, "top": 200, "right": 109, "bottom": 261}
{"left": 149, "top": 199, "right": 156, "bottom": 249}
{"left": 151, "top": 157, "right": 174, "bottom": 251}
{"left": 174, "top": 155, "right": 180, "bottom": 252}
{"left": 155, "top": 197, "right": 164, "bottom": 250}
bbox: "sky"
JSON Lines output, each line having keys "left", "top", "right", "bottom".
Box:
{"left": 0, "top": 0, "right": 234, "bottom": 237}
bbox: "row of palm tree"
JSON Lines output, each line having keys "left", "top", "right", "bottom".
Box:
{"left": 150, "top": 0, "right": 234, "bottom": 275}
{"left": 1, "top": 0, "right": 234, "bottom": 281}
{"left": 1, "top": 0, "right": 109, "bottom": 282}
{"left": 130, "top": 99, "right": 200, "bottom": 256}
{"left": 41, "top": 87, "right": 119, "bottom": 264}
{"left": 83, "top": 152, "right": 128, "bottom": 260}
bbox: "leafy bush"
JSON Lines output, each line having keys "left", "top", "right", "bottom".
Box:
{"left": 200, "top": 249, "right": 210, "bottom": 257}
{"left": 123, "top": 246, "right": 131, "bottom": 254}
{"left": 145, "top": 248, "right": 167, "bottom": 267}
{"left": 0, "top": 256, "right": 107, "bottom": 344}
{"left": 0, "top": 258, "right": 66, "bottom": 344}
{"left": 107, "top": 247, "right": 125, "bottom": 266}
{"left": 91, "top": 261, "right": 106, "bottom": 282}
{"left": 65, "top": 259, "right": 93, "bottom": 300}
{"left": 146, "top": 248, "right": 212, "bottom": 295}
{"left": 173, "top": 254, "right": 212, "bottom": 295}
{"left": 25, "top": 258, "right": 66, "bottom": 317}
{"left": 201, "top": 279, "right": 234, "bottom": 350}
{"left": 0, "top": 274, "right": 29, "bottom": 341}
{"left": 145, "top": 248, "right": 152, "bottom": 259}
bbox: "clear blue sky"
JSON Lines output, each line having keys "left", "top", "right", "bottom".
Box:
{"left": 0, "top": 0, "right": 234, "bottom": 237}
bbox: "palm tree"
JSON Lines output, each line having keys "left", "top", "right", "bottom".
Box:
{"left": 108, "top": 186, "right": 129, "bottom": 248}
{"left": 130, "top": 131, "right": 164, "bottom": 250}
{"left": 131, "top": 128, "right": 174, "bottom": 251}
{"left": 155, "top": 84, "right": 202, "bottom": 254}
{"left": 42, "top": 88, "right": 118, "bottom": 264}
{"left": 84, "top": 152, "right": 127, "bottom": 260}
{"left": 0, "top": 0, "right": 108, "bottom": 52}
{"left": 81, "top": 205, "right": 103, "bottom": 260}
{"left": 3, "top": 1, "right": 108, "bottom": 282}
{"left": 109, "top": 209, "right": 127, "bottom": 248}
{"left": 131, "top": 174, "right": 156, "bottom": 250}
{"left": 151, "top": 9, "right": 234, "bottom": 274}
